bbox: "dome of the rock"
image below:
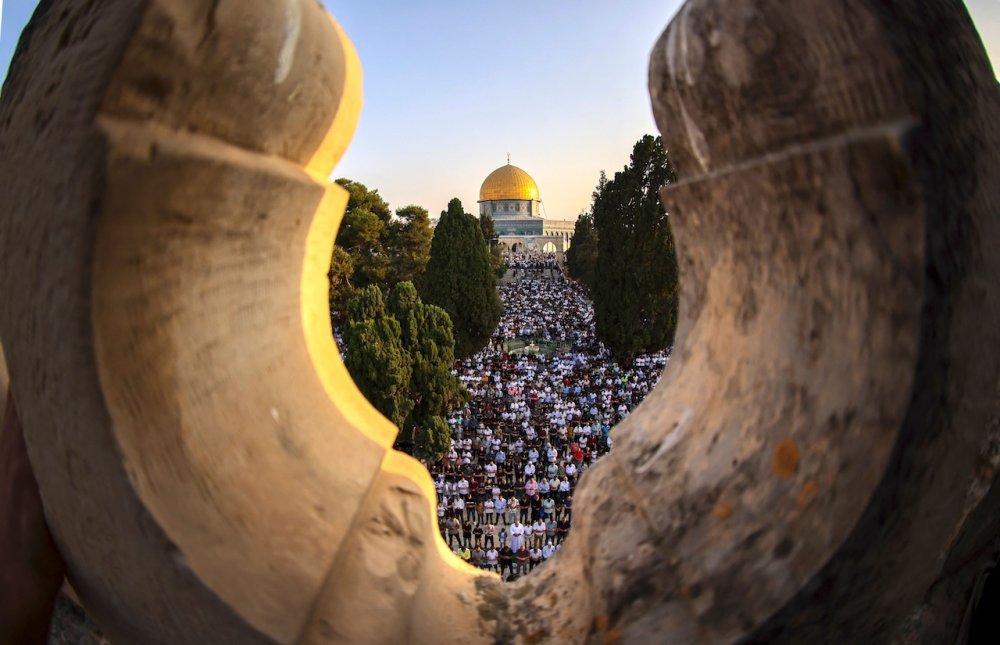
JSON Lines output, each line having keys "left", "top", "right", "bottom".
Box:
{"left": 479, "top": 164, "right": 540, "bottom": 202}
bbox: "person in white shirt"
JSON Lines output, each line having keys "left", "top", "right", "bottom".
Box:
{"left": 485, "top": 547, "right": 499, "bottom": 571}
{"left": 542, "top": 497, "right": 556, "bottom": 519}
{"left": 484, "top": 498, "right": 495, "bottom": 524}
{"left": 529, "top": 546, "right": 543, "bottom": 571}
{"left": 507, "top": 496, "right": 520, "bottom": 524}
{"left": 494, "top": 495, "right": 507, "bottom": 521}
{"left": 510, "top": 521, "right": 525, "bottom": 551}
{"left": 458, "top": 492, "right": 473, "bottom": 517}
{"left": 542, "top": 541, "right": 555, "bottom": 560}
{"left": 532, "top": 519, "right": 547, "bottom": 548}
{"left": 524, "top": 461, "right": 536, "bottom": 478}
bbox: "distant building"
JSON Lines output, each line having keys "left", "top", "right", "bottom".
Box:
{"left": 477, "top": 161, "right": 575, "bottom": 254}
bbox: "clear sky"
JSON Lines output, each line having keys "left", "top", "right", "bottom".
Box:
{"left": 1, "top": 1, "right": 998, "bottom": 219}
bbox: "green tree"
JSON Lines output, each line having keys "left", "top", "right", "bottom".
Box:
{"left": 478, "top": 212, "right": 506, "bottom": 278}
{"left": 336, "top": 178, "right": 393, "bottom": 224}
{"left": 420, "top": 198, "right": 502, "bottom": 358}
{"left": 387, "top": 282, "right": 467, "bottom": 461}
{"left": 384, "top": 205, "right": 433, "bottom": 288}
{"left": 334, "top": 179, "right": 392, "bottom": 290}
{"left": 341, "top": 285, "right": 413, "bottom": 428}
{"left": 591, "top": 135, "right": 679, "bottom": 362}
{"left": 566, "top": 212, "right": 599, "bottom": 290}
{"left": 327, "top": 245, "right": 356, "bottom": 313}
{"left": 410, "top": 417, "right": 452, "bottom": 467}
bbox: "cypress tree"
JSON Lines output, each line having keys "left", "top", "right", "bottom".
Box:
{"left": 341, "top": 285, "right": 413, "bottom": 428}
{"left": 479, "top": 212, "right": 506, "bottom": 278}
{"left": 388, "top": 281, "right": 468, "bottom": 461}
{"left": 566, "top": 213, "right": 599, "bottom": 290}
{"left": 420, "top": 198, "right": 502, "bottom": 358}
{"left": 591, "top": 135, "right": 679, "bottom": 362}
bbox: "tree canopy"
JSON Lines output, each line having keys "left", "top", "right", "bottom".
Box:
{"left": 341, "top": 285, "right": 413, "bottom": 429}
{"left": 327, "top": 245, "right": 355, "bottom": 309}
{"left": 479, "top": 212, "right": 506, "bottom": 278}
{"left": 329, "top": 180, "right": 433, "bottom": 312}
{"left": 341, "top": 282, "right": 465, "bottom": 461}
{"left": 387, "top": 282, "right": 467, "bottom": 461}
{"left": 566, "top": 211, "right": 599, "bottom": 290}
{"left": 420, "top": 198, "right": 502, "bottom": 359}
{"left": 590, "top": 135, "right": 680, "bottom": 362}
{"left": 385, "top": 204, "right": 433, "bottom": 289}
{"left": 334, "top": 179, "right": 392, "bottom": 292}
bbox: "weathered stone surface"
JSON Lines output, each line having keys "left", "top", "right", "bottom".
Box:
{"left": 0, "top": 1, "right": 424, "bottom": 643}
{"left": 502, "top": 0, "right": 1000, "bottom": 642}
{"left": 0, "top": 341, "right": 8, "bottom": 414}
{"left": 0, "top": 0, "right": 997, "bottom": 643}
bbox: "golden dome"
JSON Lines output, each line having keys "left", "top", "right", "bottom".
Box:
{"left": 479, "top": 164, "right": 540, "bottom": 202}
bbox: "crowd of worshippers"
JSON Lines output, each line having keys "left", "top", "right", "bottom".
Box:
{"left": 424, "top": 251, "right": 668, "bottom": 581}
{"left": 505, "top": 252, "right": 562, "bottom": 278}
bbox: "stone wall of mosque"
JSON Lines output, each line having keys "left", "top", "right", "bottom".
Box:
{"left": 492, "top": 215, "right": 544, "bottom": 236}
{"left": 542, "top": 219, "right": 575, "bottom": 246}
{"left": 480, "top": 199, "right": 540, "bottom": 217}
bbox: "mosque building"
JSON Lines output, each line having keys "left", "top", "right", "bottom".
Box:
{"left": 477, "top": 159, "right": 575, "bottom": 254}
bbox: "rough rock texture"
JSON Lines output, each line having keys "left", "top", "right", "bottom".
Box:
{"left": 0, "top": 1, "right": 482, "bottom": 643}
{"left": 500, "top": 0, "right": 1000, "bottom": 642}
{"left": 1, "top": 341, "right": 8, "bottom": 414}
{"left": 0, "top": 0, "right": 998, "bottom": 643}
{"left": 48, "top": 592, "right": 109, "bottom": 645}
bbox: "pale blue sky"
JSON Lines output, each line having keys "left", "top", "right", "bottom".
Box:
{"left": 2, "top": 1, "right": 998, "bottom": 218}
